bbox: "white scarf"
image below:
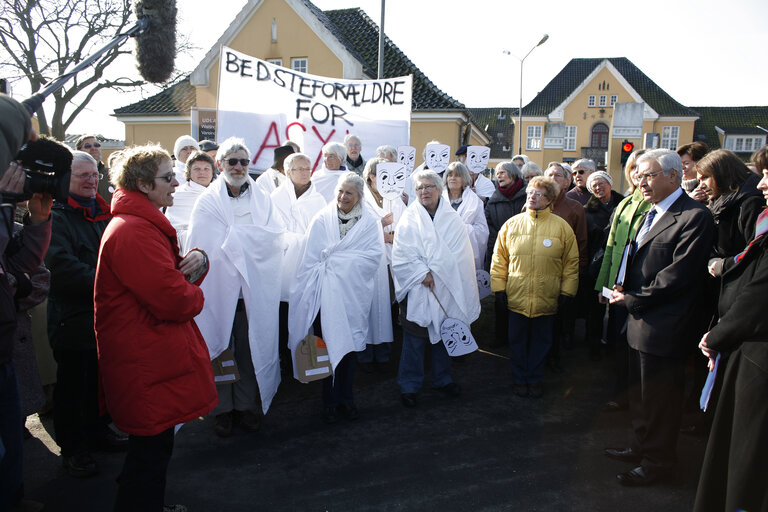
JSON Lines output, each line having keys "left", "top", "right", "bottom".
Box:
{"left": 391, "top": 197, "right": 481, "bottom": 343}
{"left": 254, "top": 168, "right": 287, "bottom": 196}
{"left": 165, "top": 180, "right": 208, "bottom": 253}
{"left": 173, "top": 159, "right": 187, "bottom": 184}
{"left": 311, "top": 167, "right": 348, "bottom": 204}
{"left": 288, "top": 201, "right": 384, "bottom": 376}
{"left": 186, "top": 177, "right": 284, "bottom": 413}
{"left": 442, "top": 186, "right": 489, "bottom": 271}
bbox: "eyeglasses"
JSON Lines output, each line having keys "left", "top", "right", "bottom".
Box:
{"left": 82, "top": 143, "right": 101, "bottom": 149}
{"left": 639, "top": 169, "right": 665, "bottom": 181}
{"left": 227, "top": 158, "right": 250, "bottom": 167}
{"left": 526, "top": 190, "right": 544, "bottom": 198}
{"left": 155, "top": 173, "right": 175, "bottom": 183}
{"left": 347, "top": 144, "right": 361, "bottom": 149}
{"left": 575, "top": 169, "right": 589, "bottom": 175}
{"left": 290, "top": 167, "right": 312, "bottom": 173}
{"left": 415, "top": 184, "right": 437, "bottom": 192}
{"left": 72, "top": 173, "right": 103, "bottom": 181}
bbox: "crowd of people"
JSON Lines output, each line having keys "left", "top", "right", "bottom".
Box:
{"left": 0, "top": 90, "right": 766, "bottom": 511}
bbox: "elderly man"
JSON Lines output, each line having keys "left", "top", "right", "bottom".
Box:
{"left": 172, "top": 135, "right": 200, "bottom": 183}
{"left": 186, "top": 137, "right": 284, "bottom": 438}
{"left": 606, "top": 149, "right": 714, "bottom": 486}
{"left": 566, "top": 158, "right": 596, "bottom": 205}
{"left": 75, "top": 135, "right": 113, "bottom": 204}
{"left": 344, "top": 134, "right": 365, "bottom": 176}
{"left": 46, "top": 151, "right": 122, "bottom": 478}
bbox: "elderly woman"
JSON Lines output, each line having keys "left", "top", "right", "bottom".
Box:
{"left": 392, "top": 170, "right": 480, "bottom": 408}
{"left": 442, "top": 161, "right": 489, "bottom": 271}
{"left": 490, "top": 176, "right": 579, "bottom": 398}
{"left": 520, "top": 161, "right": 542, "bottom": 184}
{"left": 165, "top": 150, "right": 216, "bottom": 252}
{"left": 594, "top": 149, "right": 651, "bottom": 411}
{"left": 376, "top": 145, "right": 397, "bottom": 162}
{"left": 694, "top": 150, "right": 768, "bottom": 512}
{"left": 171, "top": 135, "right": 199, "bottom": 183}
{"left": 288, "top": 172, "right": 384, "bottom": 423}
{"left": 311, "top": 142, "right": 349, "bottom": 203}
{"left": 94, "top": 145, "right": 216, "bottom": 512}
{"left": 486, "top": 162, "right": 526, "bottom": 268}
{"left": 358, "top": 158, "right": 407, "bottom": 369}
{"left": 512, "top": 154, "right": 529, "bottom": 170}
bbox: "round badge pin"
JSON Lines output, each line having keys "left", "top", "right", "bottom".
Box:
{"left": 543, "top": 238, "right": 552, "bottom": 247}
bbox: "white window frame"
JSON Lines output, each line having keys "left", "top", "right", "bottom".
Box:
{"left": 610, "top": 95, "right": 618, "bottom": 107}
{"left": 266, "top": 58, "right": 283, "bottom": 66}
{"left": 564, "top": 126, "right": 577, "bottom": 152}
{"left": 726, "top": 135, "right": 766, "bottom": 152}
{"left": 599, "top": 95, "right": 607, "bottom": 107}
{"left": 291, "top": 57, "right": 308, "bottom": 73}
{"left": 526, "top": 125, "right": 542, "bottom": 151}
{"left": 588, "top": 95, "right": 596, "bottom": 107}
{"left": 661, "top": 126, "right": 679, "bottom": 149}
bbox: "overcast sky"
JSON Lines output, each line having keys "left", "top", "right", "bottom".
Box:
{"left": 30, "top": 0, "right": 768, "bottom": 140}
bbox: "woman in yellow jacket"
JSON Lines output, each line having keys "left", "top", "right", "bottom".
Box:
{"left": 490, "top": 176, "right": 579, "bottom": 398}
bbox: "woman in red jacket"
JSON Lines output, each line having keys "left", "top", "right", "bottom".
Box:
{"left": 94, "top": 145, "right": 217, "bottom": 512}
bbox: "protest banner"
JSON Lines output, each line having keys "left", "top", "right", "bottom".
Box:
{"left": 217, "top": 46, "right": 413, "bottom": 172}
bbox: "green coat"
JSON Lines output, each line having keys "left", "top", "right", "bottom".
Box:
{"left": 594, "top": 188, "right": 651, "bottom": 291}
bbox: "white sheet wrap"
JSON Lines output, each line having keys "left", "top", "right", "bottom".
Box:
{"left": 443, "top": 187, "right": 490, "bottom": 271}
{"left": 165, "top": 180, "right": 207, "bottom": 253}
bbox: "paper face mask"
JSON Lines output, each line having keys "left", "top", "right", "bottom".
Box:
{"left": 440, "top": 318, "right": 478, "bottom": 357}
{"left": 376, "top": 162, "right": 407, "bottom": 200}
{"left": 476, "top": 269, "right": 491, "bottom": 300}
{"left": 466, "top": 146, "right": 491, "bottom": 174}
{"left": 425, "top": 143, "right": 450, "bottom": 174}
{"left": 397, "top": 146, "right": 416, "bottom": 176}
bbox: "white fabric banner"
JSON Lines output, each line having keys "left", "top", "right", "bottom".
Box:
{"left": 217, "top": 47, "right": 413, "bottom": 173}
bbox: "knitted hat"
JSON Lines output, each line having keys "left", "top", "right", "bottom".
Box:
{"left": 173, "top": 135, "right": 199, "bottom": 160}
{"left": 587, "top": 170, "right": 613, "bottom": 192}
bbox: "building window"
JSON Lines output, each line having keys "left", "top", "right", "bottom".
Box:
{"left": 267, "top": 58, "right": 282, "bottom": 66}
{"left": 291, "top": 58, "right": 308, "bottom": 73}
{"left": 726, "top": 135, "right": 766, "bottom": 152}
{"left": 564, "top": 126, "right": 577, "bottom": 151}
{"left": 610, "top": 95, "right": 618, "bottom": 107}
{"left": 599, "top": 95, "right": 607, "bottom": 107}
{"left": 590, "top": 123, "right": 609, "bottom": 148}
{"left": 588, "top": 95, "right": 596, "bottom": 107}
{"left": 661, "top": 126, "right": 679, "bottom": 149}
{"left": 526, "top": 125, "right": 542, "bottom": 151}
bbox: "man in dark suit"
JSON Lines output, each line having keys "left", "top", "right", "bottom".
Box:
{"left": 606, "top": 148, "right": 714, "bottom": 486}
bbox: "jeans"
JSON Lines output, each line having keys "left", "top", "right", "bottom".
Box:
{"left": 507, "top": 311, "right": 554, "bottom": 385}
{"left": 397, "top": 330, "right": 452, "bottom": 394}
{"left": 0, "top": 360, "right": 23, "bottom": 511}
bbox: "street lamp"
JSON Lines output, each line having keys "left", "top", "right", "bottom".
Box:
{"left": 504, "top": 34, "right": 549, "bottom": 155}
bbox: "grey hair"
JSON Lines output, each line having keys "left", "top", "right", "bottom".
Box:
{"left": 322, "top": 142, "right": 347, "bottom": 162}
{"left": 70, "top": 150, "right": 98, "bottom": 168}
{"left": 375, "top": 145, "right": 397, "bottom": 161}
{"left": 496, "top": 161, "right": 522, "bottom": 181}
{"left": 444, "top": 161, "right": 471, "bottom": 190}
{"left": 343, "top": 134, "right": 361, "bottom": 146}
{"left": 522, "top": 161, "right": 543, "bottom": 177}
{"left": 512, "top": 154, "right": 529, "bottom": 164}
{"left": 412, "top": 169, "right": 444, "bottom": 194}
{"left": 335, "top": 171, "right": 365, "bottom": 198}
{"left": 636, "top": 149, "right": 683, "bottom": 185}
{"left": 363, "top": 157, "right": 387, "bottom": 184}
{"left": 572, "top": 158, "right": 596, "bottom": 173}
{"left": 422, "top": 140, "right": 442, "bottom": 158}
{"left": 284, "top": 153, "right": 311, "bottom": 171}
{"left": 216, "top": 137, "right": 250, "bottom": 163}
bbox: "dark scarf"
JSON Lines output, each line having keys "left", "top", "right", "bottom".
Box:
{"left": 346, "top": 155, "right": 363, "bottom": 168}
{"left": 499, "top": 178, "right": 523, "bottom": 200}
{"left": 70, "top": 193, "right": 98, "bottom": 218}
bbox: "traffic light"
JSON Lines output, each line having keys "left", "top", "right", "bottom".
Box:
{"left": 620, "top": 140, "right": 635, "bottom": 166}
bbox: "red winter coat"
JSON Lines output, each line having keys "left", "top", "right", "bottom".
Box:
{"left": 94, "top": 189, "right": 217, "bottom": 436}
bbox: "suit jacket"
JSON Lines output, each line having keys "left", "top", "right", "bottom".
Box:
{"left": 623, "top": 191, "right": 714, "bottom": 357}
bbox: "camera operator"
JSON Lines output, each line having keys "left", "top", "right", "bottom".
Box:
{"left": 0, "top": 93, "right": 52, "bottom": 512}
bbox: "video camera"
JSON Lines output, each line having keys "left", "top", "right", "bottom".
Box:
{"left": 10, "top": 136, "right": 72, "bottom": 203}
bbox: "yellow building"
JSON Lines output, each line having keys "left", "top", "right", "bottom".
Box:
{"left": 114, "top": 0, "right": 488, "bottom": 169}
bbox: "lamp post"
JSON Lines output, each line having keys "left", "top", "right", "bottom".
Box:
{"left": 505, "top": 34, "right": 549, "bottom": 155}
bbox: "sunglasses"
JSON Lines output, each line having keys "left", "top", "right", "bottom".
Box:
{"left": 575, "top": 170, "right": 588, "bottom": 175}
{"left": 227, "top": 158, "right": 250, "bottom": 167}
{"left": 155, "top": 173, "right": 174, "bottom": 183}
{"left": 82, "top": 143, "right": 101, "bottom": 149}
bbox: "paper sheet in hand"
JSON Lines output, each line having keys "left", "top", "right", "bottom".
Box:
{"left": 700, "top": 353, "right": 721, "bottom": 412}
{"left": 602, "top": 286, "right": 613, "bottom": 300}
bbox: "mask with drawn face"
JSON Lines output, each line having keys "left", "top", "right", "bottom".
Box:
{"left": 397, "top": 146, "right": 416, "bottom": 177}
{"left": 476, "top": 269, "right": 491, "bottom": 300}
{"left": 425, "top": 143, "right": 450, "bottom": 174}
{"left": 466, "top": 146, "right": 491, "bottom": 174}
{"left": 440, "top": 318, "right": 477, "bottom": 356}
{"left": 376, "top": 162, "right": 407, "bottom": 200}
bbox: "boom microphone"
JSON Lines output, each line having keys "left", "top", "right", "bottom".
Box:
{"left": 133, "top": 0, "right": 177, "bottom": 84}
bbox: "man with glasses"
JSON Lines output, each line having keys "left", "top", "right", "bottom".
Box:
{"left": 46, "top": 150, "right": 123, "bottom": 478}
{"left": 75, "top": 135, "right": 113, "bottom": 203}
{"left": 344, "top": 134, "right": 365, "bottom": 176}
{"left": 186, "top": 137, "right": 284, "bottom": 438}
{"left": 566, "top": 158, "right": 596, "bottom": 206}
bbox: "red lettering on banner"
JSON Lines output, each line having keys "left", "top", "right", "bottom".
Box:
{"left": 311, "top": 126, "right": 336, "bottom": 171}
{"left": 253, "top": 122, "right": 281, "bottom": 164}
{"left": 286, "top": 122, "right": 306, "bottom": 141}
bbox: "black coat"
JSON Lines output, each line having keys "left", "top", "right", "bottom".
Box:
{"left": 694, "top": 223, "right": 768, "bottom": 512}
{"left": 584, "top": 190, "right": 624, "bottom": 260}
{"left": 709, "top": 173, "right": 763, "bottom": 259}
{"left": 484, "top": 185, "right": 526, "bottom": 270}
{"left": 45, "top": 196, "right": 111, "bottom": 351}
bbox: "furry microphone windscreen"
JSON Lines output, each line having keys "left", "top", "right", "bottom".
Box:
{"left": 133, "top": 0, "right": 177, "bottom": 83}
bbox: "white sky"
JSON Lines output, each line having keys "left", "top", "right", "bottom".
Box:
{"left": 31, "top": 0, "right": 768, "bottom": 140}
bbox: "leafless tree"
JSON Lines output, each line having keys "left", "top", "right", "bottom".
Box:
{"left": 0, "top": 0, "right": 185, "bottom": 139}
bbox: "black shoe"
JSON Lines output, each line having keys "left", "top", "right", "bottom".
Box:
{"left": 617, "top": 466, "right": 664, "bottom": 487}
{"left": 322, "top": 406, "right": 339, "bottom": 424}
{"left": 602, "top": 401, "right": 628, "bottom": 412}
{"left": 213, "top": 412, "right": 233, "bottom": 437}
{"left": 604, "top": 447, "right": 642, "bottom": 463}
{"left": 513, "top": 384, "right": 528, "bottom": 397}
{"left": 436, "top": 382, "right": 461, "bottom": 398}
{"left": 400, "top": 393, "right": 417, "bottom": 408}
{"left": 235, "top": 409, "right": 261, "bottom": 432}
{"left": 62, "top": 452, "right": 98, "bottom": 478}
{"left": 339, "top": 403, "right": 359, "bottom": 421}
{"left": 528, "top": 384, "right": 543, "bottom": 398}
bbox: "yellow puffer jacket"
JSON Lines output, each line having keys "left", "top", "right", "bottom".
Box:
{"left": 490, "top": 207, "right": 579, "bottom": 318}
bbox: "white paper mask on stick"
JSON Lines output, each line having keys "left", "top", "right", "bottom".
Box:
{"left": 397, "top": 146, "right": 416, "bottom": 176}
{"left": 425, "top": 143, "right": 450, "bottom": 174}
{"left": 376, "top": 162, "right": 407, "bottom": 200}
{"left": 467, "top": 146, "right": 491, "bottom": 174}
{"left": 440, "top": 317, "right": 478, "bottom": 357}
{"left": 476, "top": 269, "right": 491, "bottom": 300}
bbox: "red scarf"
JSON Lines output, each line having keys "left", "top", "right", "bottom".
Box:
{"left": 499, "top": 178, "right": 523, "bottom": 200}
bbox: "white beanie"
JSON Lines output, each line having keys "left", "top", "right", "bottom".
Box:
{"left": 587, "top": 170, "right": 613, "bottom": 193}
{"left": 174, "top": 135, "right": 199, "bottom": 160}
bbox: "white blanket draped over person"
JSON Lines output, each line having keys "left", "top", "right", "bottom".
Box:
{"left": 255, "top": 168, "right": 287, "bottom": 196}
{"left": 473, "top": 173, "right": 496, "bottom": 199}
{"left": 312, "top": 167, "right": 349, "bottom": 203}
{"left": 442, "top": 186, "right": 489, "bottom": 271}
{"left": 164, "top": 180, "right": 207, "bottom": 253}
{"left": 392, "top": 197, "right": 481, "bottom": 344}
{"left": 363, "top": 188, "right": 406, "bottom": 345}
{"left": 288, "top": 201, "right": 384, "bottom": 377}
{"left": 271, "top": 180, "right": 326, "bottom": 300}
{"left": 186, "top": 176, "right": 284, "bottom": 413}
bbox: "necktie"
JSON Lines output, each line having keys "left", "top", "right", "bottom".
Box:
{"left": 635, "top": 207, "right": 657, "bottom": 248}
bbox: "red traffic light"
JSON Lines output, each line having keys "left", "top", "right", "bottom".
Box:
{"left": 622, "top": 142, "right": 635, "bottom": 153}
